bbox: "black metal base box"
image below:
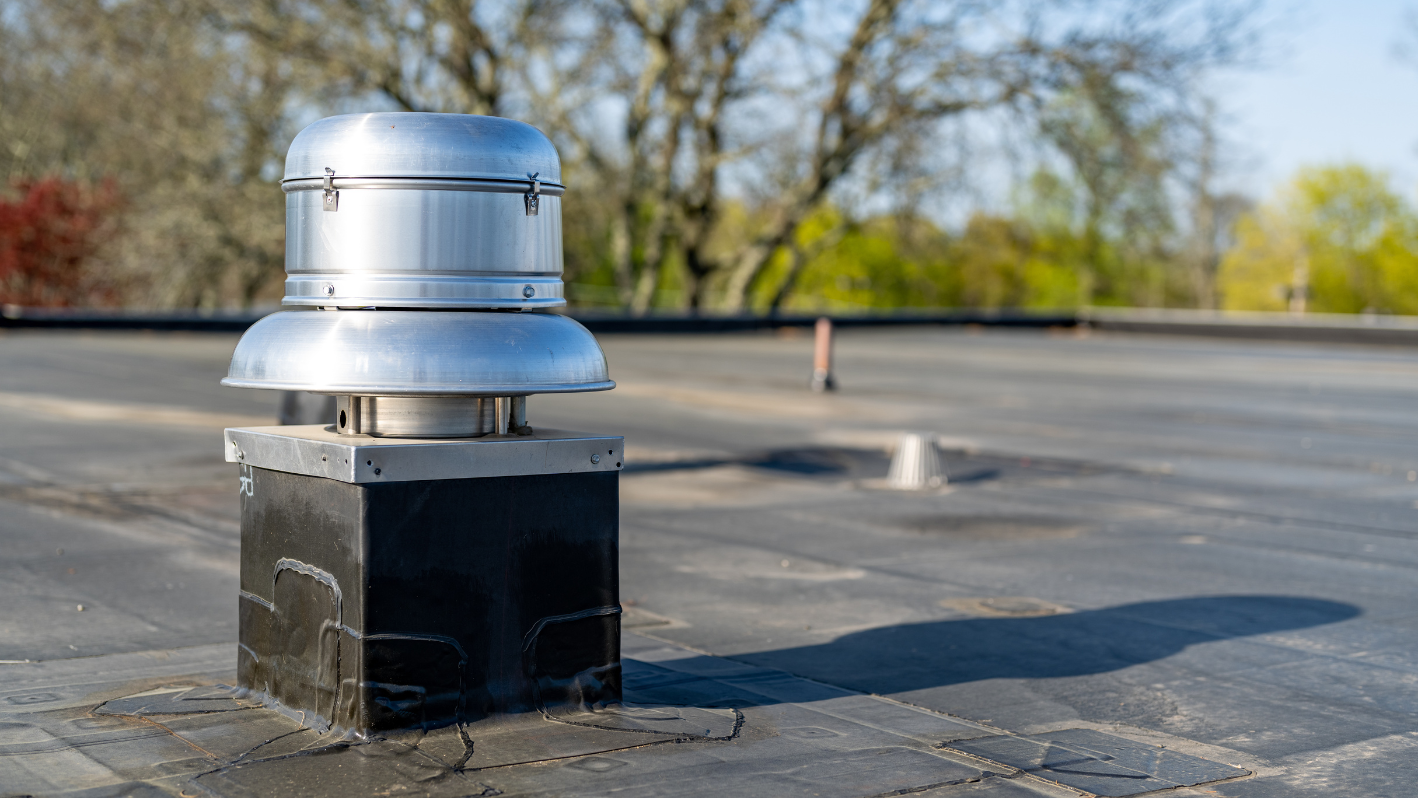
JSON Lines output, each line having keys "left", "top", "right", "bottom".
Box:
{"left": 236, "top": 466, "right": 620, "bottom": 733}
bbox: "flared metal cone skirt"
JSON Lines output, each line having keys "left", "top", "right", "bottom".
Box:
{"left": 222, "top": 310, "right": 614, "bottom": 396}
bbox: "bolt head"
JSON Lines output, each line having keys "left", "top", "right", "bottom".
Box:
{"left": 323, "top": 283, "right": 336, "bottom": 296}
{"left": 591, "top": 454, "right": 601, "bottom": 464}
{"left": 522, "top": 284, "right": 535, "bottom": 299}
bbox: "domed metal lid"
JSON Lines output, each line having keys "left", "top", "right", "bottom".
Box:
{"left": 283, "top": 113, "right": 562, "bottom": 184}
{"left": 222, "top": 311, "right": 612, "bottom": 395}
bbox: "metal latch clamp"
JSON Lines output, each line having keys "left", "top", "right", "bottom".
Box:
{"left": 323, "top": 167, "right": 339, "bottom": 212}
{"left": 524, "top": 172, "right": 541, "bottom": 216}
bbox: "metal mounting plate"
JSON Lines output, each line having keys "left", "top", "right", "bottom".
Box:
{"left": 225, "top": 425, "right": 624, "bottom": 484}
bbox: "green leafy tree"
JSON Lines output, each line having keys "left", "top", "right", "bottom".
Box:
{"left": 1219, "top": 165, "right": 1418, "bottom": 314}
{"left": 757, "top": 210, "right": 954, "bottom": 312}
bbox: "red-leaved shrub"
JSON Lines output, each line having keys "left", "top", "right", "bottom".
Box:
{"left": 0, "top": 177, "right": 123, "bottom": 307}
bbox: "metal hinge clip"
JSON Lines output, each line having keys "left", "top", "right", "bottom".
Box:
{"left": 323, "top": 167, "right": 339, "bottom": 212}
{"left": 524, "top": 172, "right": 541, "bottom": 216}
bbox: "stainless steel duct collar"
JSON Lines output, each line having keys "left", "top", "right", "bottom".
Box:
{"left": 222, "top": 310, "right": 613, "bottom": 396}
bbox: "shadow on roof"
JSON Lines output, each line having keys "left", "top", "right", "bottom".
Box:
{"left": 719, "top": 595, "right": 1360, "bottom": 699}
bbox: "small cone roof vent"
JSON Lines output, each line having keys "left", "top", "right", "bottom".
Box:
{"left": 886, "top": 433, "right": 945, "bottom": 490}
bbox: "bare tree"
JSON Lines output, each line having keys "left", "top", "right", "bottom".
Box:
{"left": 1038, "top": 89, "right": 1175, "bottom": 305}
{"left": 0, "top": 0, "right": 294, "bottom": 307}
{"left": 211, "top": 0, "right": 534, "bottom": 116}
{"left": 550, "top": 0, "right": 1254, "bottom": 311}
{"left": 1178, "top": 99, "right": 1252, "bottom": 309}
{"left": 511, "top": 0, "right": 797, "bottom": 312}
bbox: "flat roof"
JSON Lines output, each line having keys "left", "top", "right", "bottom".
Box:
{"left": 1, "top": 327, "right": 1412, "bottom": 795}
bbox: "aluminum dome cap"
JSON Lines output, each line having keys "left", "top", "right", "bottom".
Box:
{"left": 283, "top": 113, "right": 562, "bottom": 184}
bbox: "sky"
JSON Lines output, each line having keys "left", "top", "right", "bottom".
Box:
{"left": 1218, "top": 0, "right": 1418, "bottom": 198}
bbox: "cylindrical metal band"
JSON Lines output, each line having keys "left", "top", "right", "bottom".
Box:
{"left": 282, "top": 176, "right": 566, "bottom": 195}
{"left": 282, "top": 275, "right": 565, "bottom": 309}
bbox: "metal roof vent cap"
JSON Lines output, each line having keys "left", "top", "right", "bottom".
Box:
{"left": 282, "top": 112, "right": 565, "bottom": 310}
{"left": 223, "top": 113, "right": 611, "bottom": 438}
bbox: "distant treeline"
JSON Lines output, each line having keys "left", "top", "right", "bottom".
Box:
{"left": 10, "top": 1, "right": 1402, "bottom": 315}
{"left": 569, "top": 162, "right": 1416, "bottom": 316}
